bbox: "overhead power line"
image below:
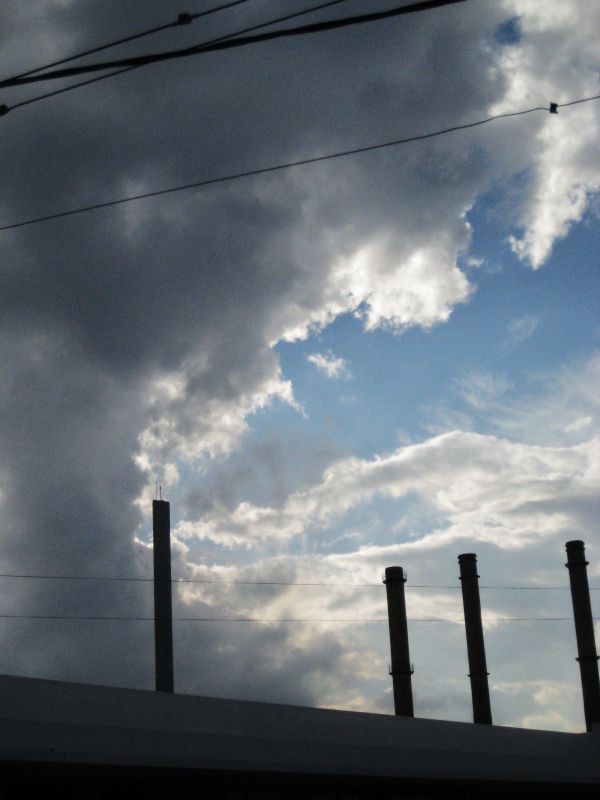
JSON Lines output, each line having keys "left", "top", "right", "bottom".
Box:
{"left": 2, "top": 94, "right": 599, "bottom": 234}
{"left": 0, "top": 614, "right": 595, "bottom": 623}
{"left": 0, "top": 572, "right": 597, "bottom": 590}
{"left": 1, "top": 0, "right": 354, "bottom": 114}
{"left": 0, "top": 0, "right": 470, "bottom": 89}
{"left": 3, "top": 0, "right": 255, "bottom": 83}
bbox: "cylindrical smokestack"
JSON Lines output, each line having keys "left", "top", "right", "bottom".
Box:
{"left": 384, "top": 566, "right": 414, "bottom": 717}
{"left": 565, "top": 540, "right": 600, "bottom": 732}
{"left": 153, "top": 499, "right": 174, "bottom": 693}
{"left": 458, "top": 553, "right": 492, "bottom": 725}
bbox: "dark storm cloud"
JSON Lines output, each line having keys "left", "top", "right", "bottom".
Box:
{"left": 0, "top": 0, "right": 513, "bottom": 695}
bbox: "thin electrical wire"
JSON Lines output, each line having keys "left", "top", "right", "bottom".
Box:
{"left": 0, "top": 573, "right": 597, "bottom": 590}
{"left": 3, "top": 95, "right": 599, "bottom": 233}
{"left": 6, "top": 68, "right": 140, "bottom": 113}
{"left": 555, "top": 93, "right": 600, "bottom": 108}
{"left": 3, "top": 0, "right": 354, "bottom": 114}
{"left": 0, "top": 573, "right": 376, "bottom": 585}
{"left": 4, "top": 0, "right": 255, "bottom": 82}
{"left": 0, "top": 0, "right": 470, "bottom": 89}
{"left": 0, "top": 614, "right": 595, "bottom": 623}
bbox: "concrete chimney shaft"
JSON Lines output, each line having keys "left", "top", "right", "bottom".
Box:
{"left": 565, "top": 540, "right": 600, "bottom": 732}
{"left": 458, "top": 553, "right": 492, "bottom": 725}
{"left": 384, "top": 567, "right": 414, "bottom": 717}
{"left": 153, "top": 500, "right": 174, "bottom": 693}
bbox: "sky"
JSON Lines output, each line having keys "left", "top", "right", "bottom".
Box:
{"left": 0, "top": 0, "right": 599, "bottom": 732}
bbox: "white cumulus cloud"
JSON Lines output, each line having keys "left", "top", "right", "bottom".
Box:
{"left": 307, "top": 350, "right": 351, "bottom": 379}
{"left": 497, "top": 0, "right": 600, "bottom": 267}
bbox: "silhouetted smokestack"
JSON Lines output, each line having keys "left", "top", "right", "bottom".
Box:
{"left": 565, "top": 540, "right": 600, "bottom": 732}
{"left": 458, "top": 553, "right": 492, "bottom": 725}
{"left": 153, "top": 499, "right": 174, "bottom": 693}
{"left": 384, "top": 566, "right": 414, "bottom": 717}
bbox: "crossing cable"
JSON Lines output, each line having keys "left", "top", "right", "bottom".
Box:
{"left": 3, "top": 0, "right": 255, "bottom": 83}
{"left": 0, "top": 572, "right": 597, "bottom": 590}
{"left": 1, "top": 94, "right": 599, "bottom": 233}
{"left": 0, "top": 0, "right": 353, "bottom": 115}
{"left": 0, "top": 0, "right": 471, "bottom": 89}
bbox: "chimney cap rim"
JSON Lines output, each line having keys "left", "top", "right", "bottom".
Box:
{"left": 565, "top": 539, "right": 585, "bottom": 550}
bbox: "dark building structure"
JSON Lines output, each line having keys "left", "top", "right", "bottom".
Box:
{"left": 0, "top": 673, "right": 599, "bottom": 798}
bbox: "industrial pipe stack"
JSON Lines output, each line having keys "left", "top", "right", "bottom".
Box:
{"left": 458, "top": 553, "right": 492, "bottom": 725}
{"left": 147, "top": 500, "right": 598, "bottom": 731}
{"left": 384, "top": 566, "right": 414, "bottom": 717}
{"left": 153, "top": 498, "right": 174, "bottom": 693}
{"left": 565, "top": 540, "right": 600, "bottom": 732}
{"left": 384, "top": 542, "right": 598, "bottom": 731}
